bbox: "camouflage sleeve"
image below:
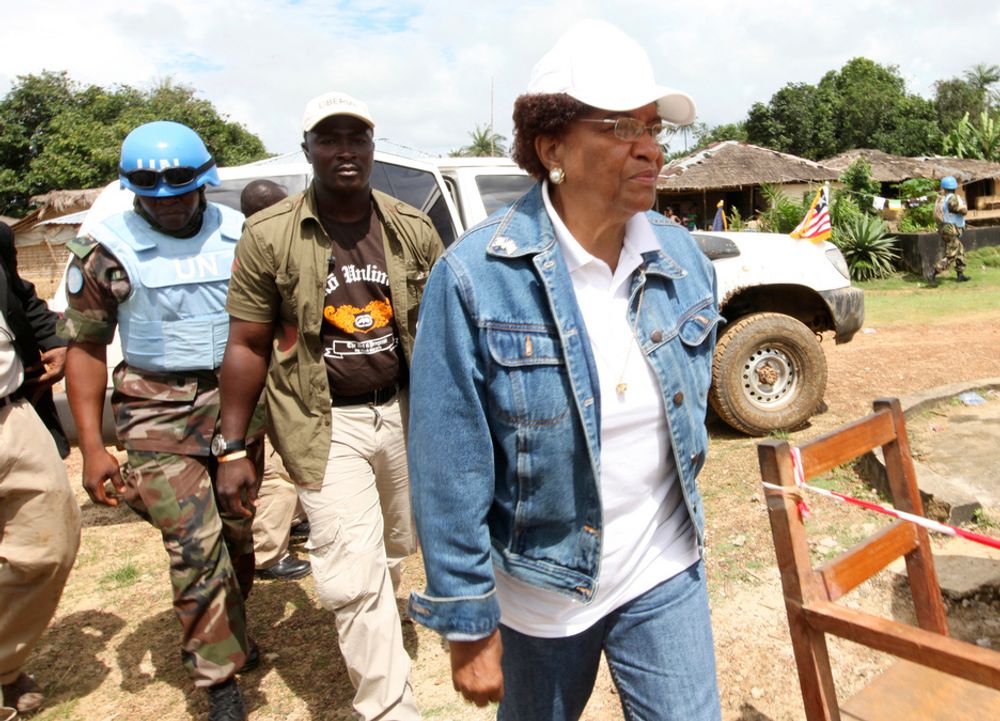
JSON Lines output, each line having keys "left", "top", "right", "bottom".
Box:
{"left": 57, "top": 235, "right": 132, "bottom": 345}
{"left": 947, "top": 194, "right": 968, "bottom": 215}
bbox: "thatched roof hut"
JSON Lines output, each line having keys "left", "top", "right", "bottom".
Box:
{"left": 656, "top": 141, "right": 839, "bottom": 229}
{"left": 28, "top": 188, "right": 103, "bottom": 221}
{"left": 822, "top": 149, "right": 1000, "bottom": 222}
{"left": 8, "top": 188, "right": 102, "bottom": 297}
{"left": 822, "top": 148, "right": 1000, "bottom": 183}
{"left": 658, "top": 141, "right": 839, "bottom": 191}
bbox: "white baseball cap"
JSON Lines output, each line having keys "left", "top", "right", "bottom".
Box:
{"left": 527, "top": 19, "right": 696, "bottom": 125}
{"left": 302, "top": 91, "right": 375, "bottom": 132}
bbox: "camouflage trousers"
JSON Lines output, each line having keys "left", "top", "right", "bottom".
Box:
{"left": 935, "top": 227, "right": 967, "bottom": 274}
{"left": 123, "top": 446, "right": 262, "bottom": 687}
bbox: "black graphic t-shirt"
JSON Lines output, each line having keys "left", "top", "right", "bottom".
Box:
{"left": 320, "top": 209, "right": 401, "bottom": 396}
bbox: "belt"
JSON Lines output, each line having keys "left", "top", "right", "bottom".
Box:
{"left": 0, "top": 390, "right": 23, "bottom": 408}
{"left": 330, "top": 385, "right": 399, "bottom": 408}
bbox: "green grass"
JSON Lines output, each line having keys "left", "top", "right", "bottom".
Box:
{"left": 972, "top": 507, "right": 1000, "bottom": 532}
{"left": 856, "top": 247, "right": 1000, "bottom": 326}
{"left": 99, "top": 559, "right": 140, "bottom": 589}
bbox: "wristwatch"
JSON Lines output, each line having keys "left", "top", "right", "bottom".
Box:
{"left": 211, "top": 434, "right": 247, "bottom": 458}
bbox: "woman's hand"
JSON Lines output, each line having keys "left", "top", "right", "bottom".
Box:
{"left": 449, "top": 629, "right": 504, "bottom": 706}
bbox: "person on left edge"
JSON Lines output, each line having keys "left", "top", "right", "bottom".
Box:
{"left": 1, "top": 221, "right": 82, "bottom": 717}
{"left": 217, "top": 91, "right": 443, "bottom": 721}
{"left": 59, "top": 121, "right": 263, "bottom": 721}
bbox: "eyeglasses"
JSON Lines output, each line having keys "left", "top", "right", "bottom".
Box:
{"left": 578, "top": 117, "right": 666, "bottom": 143}
{"left": 119, "top": 158, "right": 216, "bottom": 190}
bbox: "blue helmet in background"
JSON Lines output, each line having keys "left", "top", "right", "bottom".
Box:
{"left": 940, "top": 176, "right": 958, "bottom": 190}
{"left": 119, "top": 121, "right": 220, "bottom": 197}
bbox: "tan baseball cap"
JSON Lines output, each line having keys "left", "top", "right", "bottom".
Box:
{"left": 527, "top": 19, "right": 696, "bottom": 125}
{"left": 302, "top": 91, "right": 375, "bottom": 132}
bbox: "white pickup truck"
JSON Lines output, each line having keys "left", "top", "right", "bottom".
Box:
{"left": 53, "top": 151, "right": 862, "bottom": 440}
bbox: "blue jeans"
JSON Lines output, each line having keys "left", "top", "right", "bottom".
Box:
{"left": 496, "top": 561, "right": 721, "bottom": 721}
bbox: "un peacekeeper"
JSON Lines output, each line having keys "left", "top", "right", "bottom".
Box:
{"left": 59, "top": 121, "right": 264, "bottom": 721}
{"left": 928, "top": 175, "right": 971, "bottom": 287}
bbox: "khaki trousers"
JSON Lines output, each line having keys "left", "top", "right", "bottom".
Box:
{"left": 0, "top": 400, "right": 81, "bottom": 684}
{"left": 296, "top": 393, "right": 419, "bottom": 721}
{"left": 253, "top": 444, "right": 302, "bottom": 569}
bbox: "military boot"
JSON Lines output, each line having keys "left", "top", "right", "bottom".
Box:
{"left": 207, "top": 678, "right": 246, "bottom": 721}
{"left": 957, "top": 271, "right": 971, "bottom": 282}
{"left": 925, "top": 269, "right": 938, "bottom": 287}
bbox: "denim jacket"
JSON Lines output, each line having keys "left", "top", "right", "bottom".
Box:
{"left": 407, "top": 185, "right": 720, "bottom": 637}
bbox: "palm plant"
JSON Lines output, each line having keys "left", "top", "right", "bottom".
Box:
{"left": 451, "top": 124, "right": 508, "bottom": 157}
{"left": 831, "top": 214, "right": 899, "bottom": 281}
{"left": 963, "top": 63, "right": 1000, "bottom": 107}
{"left": 758, "top": 184, "right": 807, "bottom": 233}
{"left": 943, "top": 111, "right": 1000, "bottom": 161}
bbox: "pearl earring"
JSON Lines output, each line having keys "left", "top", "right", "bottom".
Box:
{"left": 549, "top": 166, "right": 566, "bottom": 185}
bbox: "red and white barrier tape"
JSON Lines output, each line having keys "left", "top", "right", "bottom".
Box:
{"left": 761, "top": 447, "right": 1000, "bottom": 551}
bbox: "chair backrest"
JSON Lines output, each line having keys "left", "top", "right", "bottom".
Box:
{"left": 758, "top": 397, "right": 1000, "bottom": 720}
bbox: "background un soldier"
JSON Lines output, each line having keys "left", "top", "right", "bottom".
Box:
{"left": 928, "top": 175, "right": 971, "bottom": 287}
{"left": 59, "top": 121, "right": 263, "bottom": 721}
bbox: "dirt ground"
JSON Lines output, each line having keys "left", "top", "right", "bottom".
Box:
{"left": 23, "top": 311, "right": 1000, "bottom": 721}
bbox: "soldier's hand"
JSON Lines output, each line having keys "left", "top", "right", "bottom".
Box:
{"left": 216, "top": 458, "right": 257, "bottom": 518}
{"left": 81, "top": 449, "right": 126, "bottom": 506}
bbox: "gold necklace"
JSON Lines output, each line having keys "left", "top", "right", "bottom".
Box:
{"left": 615, "top": 282, "right": 646, "bottom": 396}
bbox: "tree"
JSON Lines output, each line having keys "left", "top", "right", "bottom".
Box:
{"left": 835, "top": 158, "right": 881, "bottom": 216}
{"left": 744, "top": 57, "right": 941, "bottom": 159}
{"left": 963, "top": 63, "right": 1000, "bottom": 108}
{"left": 693, "top": 121, "right": 748, "bottom": 147}
{"left": 0, "top": 72, "right": 268, "bottom": 217}
{"left": 934, "top": 77, "right": 986, "bottom": 134}
{"left": 450, "top": 124, "right": 507, "bottom": 157}
{"left": 745, "top": 82, "right": 837, "bottom": 159}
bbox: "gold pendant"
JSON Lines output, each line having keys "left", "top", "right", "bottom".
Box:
{"left": 616, "top": 382, "right": 627, "bottom": 395}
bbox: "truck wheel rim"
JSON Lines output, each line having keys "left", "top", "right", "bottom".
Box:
{"left": 741, "top": 345, "right": 797, "bottom": 410}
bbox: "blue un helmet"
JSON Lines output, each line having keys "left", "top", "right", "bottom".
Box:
{"left": 940, "top": 176, "right": 958, "bottom": 191}
{"left": 118, "top": 121, "right": 220, "bottom": 197}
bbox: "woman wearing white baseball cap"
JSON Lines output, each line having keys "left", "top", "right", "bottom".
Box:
{"left": 407, "top": 19, "right": 721, "bottom": 721}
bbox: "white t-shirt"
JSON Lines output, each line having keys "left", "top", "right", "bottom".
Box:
{"left": 493, "top": 183, "right": 698, "bottom": 638}
{"left": 0, "top": 311, "right": 25, "bottom": 399}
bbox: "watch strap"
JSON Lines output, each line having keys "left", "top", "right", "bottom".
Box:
{"left": 216, "top": 450, "right": 248, "bottom": 464}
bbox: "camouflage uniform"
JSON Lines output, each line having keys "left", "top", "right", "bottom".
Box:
{"left": 59, "top": 234, "right": 264, "bottom": 688}
{"left": 933, "top": 193, "right": 967, "bottom": 275}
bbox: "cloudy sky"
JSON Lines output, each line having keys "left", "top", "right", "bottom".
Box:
{"left": 3, "top": 1, "right": 999, "bottom": 158}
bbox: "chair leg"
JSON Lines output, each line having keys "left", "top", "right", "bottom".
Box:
{"left": 786, "top": 608, "right": 842, "bottom": 721}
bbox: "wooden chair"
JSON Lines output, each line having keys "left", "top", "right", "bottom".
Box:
{"left": 757, "top": 397, "right": 1000, "bottom": 720}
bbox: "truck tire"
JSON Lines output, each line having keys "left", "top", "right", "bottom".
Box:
{"left": 708, "top": 312, "right": 827, "bottom": 436}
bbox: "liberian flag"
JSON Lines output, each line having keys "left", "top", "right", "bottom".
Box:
{"left": 790, "top": 184, "right": 831, "bottom": 242}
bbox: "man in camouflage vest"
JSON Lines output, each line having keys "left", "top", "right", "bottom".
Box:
{"left": 928, "top": 175, "right": 971, "bottom": 287}
{"left": 60, "top": 122, "right": 262, "bottom": 721}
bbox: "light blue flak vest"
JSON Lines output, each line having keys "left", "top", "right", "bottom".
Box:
{"left": 941, "top": 193, "right": 966, "bottom": 229}
{"left": 92, "top": 203, "right": 244, "bottom": 373}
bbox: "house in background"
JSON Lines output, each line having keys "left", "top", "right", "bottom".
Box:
{"left": 7, "top": 188, "right": 100, "bottom": 299}
{"left": 657, "top": 141, "right": 840, "bottom": 229}
{"left": 821, "top": 148, "right": 1000, "bottom": 225}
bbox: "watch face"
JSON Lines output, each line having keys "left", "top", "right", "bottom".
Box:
{"left": 211, "top": 434, "right": 226, "bottom": 456}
